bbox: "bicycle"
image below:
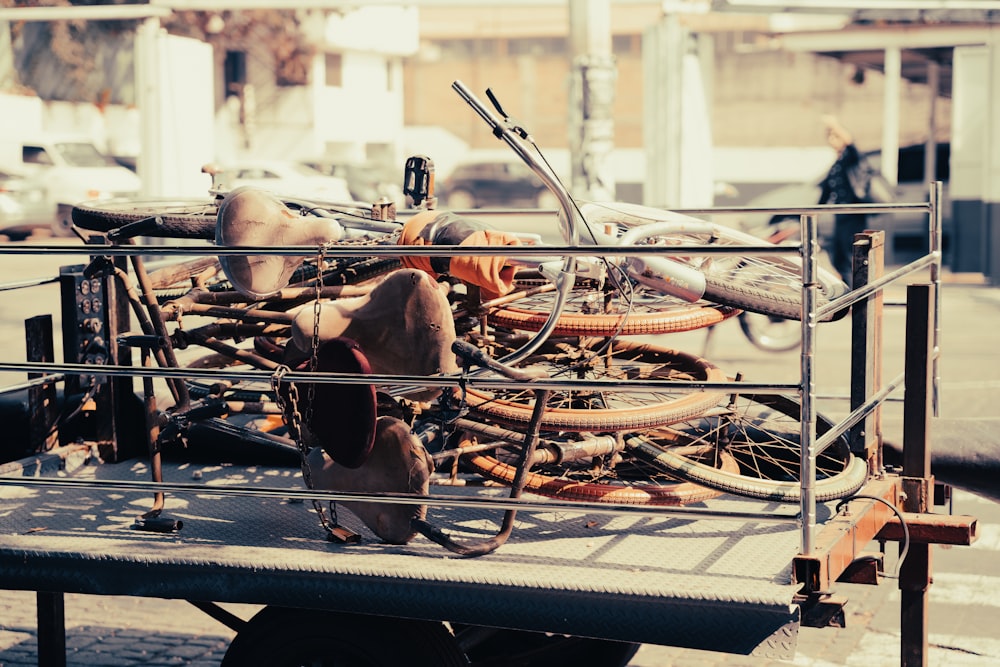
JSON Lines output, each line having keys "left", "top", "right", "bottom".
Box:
{"left": 65, "top": 80, "right": 865, "bottom": 527}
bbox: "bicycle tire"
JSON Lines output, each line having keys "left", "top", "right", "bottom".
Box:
{"left": 72, "top": 198, "right": 219, "bottom": 239}
{"left": 702, "top": 261, "right": 847, "bottom": 322}
{"left": 625, "top": 393, "right": 868, "bottom": 502}
{"left": 465, "top": 338, "right": 728, "bottom": 432}
{"left": 737, "top": 312, "right": 802, "bottom": 353}
{"left": 455, "top": 426, "right": 738, "bottom": 506}
{"left": 655, "top": 224, "right": 848, "bottom": 321}
{"left": 581, "top": 201, "right": 848, "bottom": 321}
{"left": 488, "top": 281, "right": 739, "bottom": 336}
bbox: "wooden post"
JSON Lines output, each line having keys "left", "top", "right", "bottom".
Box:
{"left": 849, "top": 231, "right": 885, "bottom": 466}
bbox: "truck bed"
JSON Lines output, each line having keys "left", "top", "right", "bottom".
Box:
{"left": 0, "top": 452, "right": 808, "bottom": 659}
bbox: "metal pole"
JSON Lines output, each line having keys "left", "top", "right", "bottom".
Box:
{"left": 924, "top": 60, "right": 940, "bottom": 194}
{"left": 929, "top": 181, "right": 942, "bottom": 417}
{"left": 36, "top": 591, "right": 66, "bottom": 667}
{"left": 882, "top": 47, "right": 902, "bottom": 187}
{"left": 135, "top": 17, "right": 163, "bottom": 198}
{"left": 799, "top": 212, "right": 819, "bottom": 555}
{"left": 900, "top": 283, "right": 935, "bottom": 667}
{"left": 568, "top": 0, "right": 616, "bottom": 201}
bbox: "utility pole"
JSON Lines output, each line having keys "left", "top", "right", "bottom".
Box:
{"left": 568, "top": 0, "right": 616, "bottom": 201}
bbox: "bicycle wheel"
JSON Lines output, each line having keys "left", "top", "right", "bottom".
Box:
{"left": 701, "top": 252, "right": 848, "bottom": 322}
{"left": 625, "top": 393, "right": 868, "bottom": 502}
{"left": 488, "top": 277, "right": 739, "bottom": 337}
{"left": 453, "top": 625, "right": 639, "bottom": 666}
{"left": 581, "top": 202, "right": 848, "bottom": 321}
{"left": 464, "top": 338, "right": 728, "bottom": 432}
{"left": 452, "top": 422, "right": 738, "bottom": 506}
{"left": 72, "top": 198, "right": 219, "bottom": 238}
{"left": 737, "top": 312, "right": 802, "bottom": 353}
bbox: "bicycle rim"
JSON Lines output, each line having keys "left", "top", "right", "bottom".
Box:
{"left": 610, "top": 217, "right": 848, "bottom": 321}
{"left": 737, "top": 312, "right": 802, "bottom": 353}
{"left": 489, "top": 277, "right": 738, "bottom": 336}
{"left": 455, "top": 428, "right": 737, "bottom": 506}
{"left": 625, "top": 393, "right": 868, "bottom": 502}
{"left": 464, "top": 338, "right": 729, "bottom": 432}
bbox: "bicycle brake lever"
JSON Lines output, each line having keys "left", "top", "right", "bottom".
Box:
{"left": 486, "top": 88, "right": 531, "bottom": 141}
{"left": 485, "top": 88, "right": 508, "bottom": 119}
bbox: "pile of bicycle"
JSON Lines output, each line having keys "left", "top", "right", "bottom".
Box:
{"left": 64, "top": 81, "right": 868, "bottom": 554}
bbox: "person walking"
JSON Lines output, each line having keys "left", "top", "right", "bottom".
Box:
{"left": 818, "top": 115, "right": 868, "bottom": 288}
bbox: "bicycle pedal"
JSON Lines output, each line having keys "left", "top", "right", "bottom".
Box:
{"left": 132, "top": 516, "right": 183, "bottom": 533}
{"left": 326, "top": 525, "right": 361, "bottom": 544}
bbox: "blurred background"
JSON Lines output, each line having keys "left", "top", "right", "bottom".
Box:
{"left": 0, "top": 0, "right": 998, "bottom": 279}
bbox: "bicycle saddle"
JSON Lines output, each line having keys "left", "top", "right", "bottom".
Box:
{"left": 292, "top": 337, "right": 377, "bottom": 469}
{"left": 306, "top": 416, "right": 432, "bottom": 545}
{"left": 216, "top": 186, "right": 344, "bottom": 299}
{"left": 287, "top": 268, "right": 458, "bottom": 401}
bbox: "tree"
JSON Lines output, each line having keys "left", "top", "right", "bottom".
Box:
{"left": 0, "top": 0, "right": 317, "bottom": 101}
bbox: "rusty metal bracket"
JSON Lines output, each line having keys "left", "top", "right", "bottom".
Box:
{"left": 875, "top": 511, "right": 978, "bottom": 545}
{"left": 836, "top": 552, "right": 884, "bottom": 585}
{"left": 797, "top": 593, "right": 848, "bottom": 629}
{"left": 793, "top": 477, "right": 900, "bottom": 594}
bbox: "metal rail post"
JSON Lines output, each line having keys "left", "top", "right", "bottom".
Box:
{"left": 800, "top": 213, "right": 819, "bottom": 554}
{"left": 929, "top": 182, "right": 943, "bottom": 417}
{"left": 900, "top": 283, "right": 936, "bottom": 666}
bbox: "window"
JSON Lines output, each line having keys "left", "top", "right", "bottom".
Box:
{"left": 224, "top": 50, "right": 247, "bottom": 97}
{"left": 22, "top": 146, "right": 53, "bottom": 166}
{"left": 326, "top": 53, "right": 343, "bottom": 87}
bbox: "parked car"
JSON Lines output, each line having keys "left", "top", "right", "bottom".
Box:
{"left": 7, "top": 135, "right": 143, "bottom": 237}
{"left": 215, "top": 160, "right": 353, "bottom": 203}
{"left": 740, "top": 143, "right": 951, "bottom": 267}
{"left": 300, "top": 160, "right": 404, "bottom": 205}
{"left": 440, "top": 159, "right": 559, "bottom": 209}
{"left": 0, "top": 168, "right": 56, "bottom": 241}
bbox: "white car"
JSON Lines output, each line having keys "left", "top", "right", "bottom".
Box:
{"left": 12, "top": 136, "right": 143, "bottom": 236}
{"left": 216, "top": 160, "right": 354, "bottom": 203}
{"left": 0, "top": 168, "right": 56, "bottom": 241}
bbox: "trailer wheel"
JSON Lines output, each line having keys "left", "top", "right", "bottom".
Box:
{"left": 221, "top": 606, "right": 468, "bottom": 667}
{"left": 454, "top": 625, "right": 641, "bottom": 666}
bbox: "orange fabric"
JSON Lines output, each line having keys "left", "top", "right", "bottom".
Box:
{"left": 397, "top": 211, "right": 521, "bottom": 299}
{"left": 449, "top": 229, "right": 521, "bottom": 300}
{"left": 398, "top": 210, "right": 438, "bottom": 275}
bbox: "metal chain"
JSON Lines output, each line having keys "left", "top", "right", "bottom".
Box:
{"left": 303, "top": 243, "right": 328, "bottom": 428}
{"left": 271, "top": 364, "right": 342, "bottom": 539}
{"left": 271, "top": 243, "right": 365, "bottom": 542}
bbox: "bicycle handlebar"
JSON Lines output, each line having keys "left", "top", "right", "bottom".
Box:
{"left": 451, "top": 80, "right": 579, "bottom": 247}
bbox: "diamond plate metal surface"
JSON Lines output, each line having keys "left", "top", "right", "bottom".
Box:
{"left": 0, "top": 459, "right": 803, "bottom": 656}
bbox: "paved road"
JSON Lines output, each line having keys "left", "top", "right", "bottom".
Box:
{"left": 0, "top": 236, "right": 998, "bottom": 665}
